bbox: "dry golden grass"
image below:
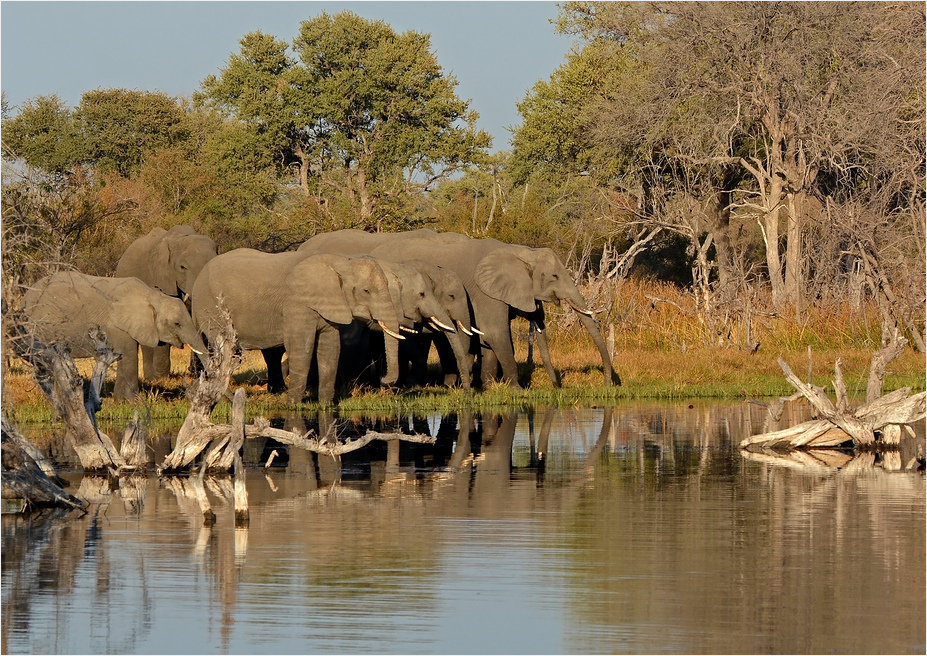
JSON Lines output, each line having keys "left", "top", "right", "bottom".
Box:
{"left": 3, "top": 279, "right": 924, "bottom": 420}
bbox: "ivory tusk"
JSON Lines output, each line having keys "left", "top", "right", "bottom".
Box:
{"left": 400, "top": 325, "right": 419, "bottom": 334}
{"left": 566, "top": 299, "right": 594, "bottom": 316}
{"left": 430, "top": 317, "right": 455, "bottom": 332}
{"left": 379, "top": 321, "right": 405, "bottom": 340}
{"left": 191, "top": 348, "right": 204, "bottom": 355}
{"left": 471, "top": 326, "right": 485, "bottom": 336}
{"left": 456, "top": 320, "right": 473, "bottom": 336}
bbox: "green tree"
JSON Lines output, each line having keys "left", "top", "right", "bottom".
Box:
{"left": 1, "top": 94, "right": 86, "bottom": 175}
{"left": 74, "top": 89, "right": 188, "bottom": 177}
{"left": 198, "top": 11, "right": 491, "bottom": 229}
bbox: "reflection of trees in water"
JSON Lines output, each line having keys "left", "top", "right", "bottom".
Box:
{"left": 556, "top": 404, "right": 925, "bottom": 655}
{"left": 1, "top": 487, "right": 154, "bottom": 655}
{"left": 4, "top": 404, "right": 923, "bottom": 653}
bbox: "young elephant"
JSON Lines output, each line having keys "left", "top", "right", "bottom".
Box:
{"left": 22, "top": 271, "right": 208, "bottom": 401}
{"left": 191, "top": 249, "right": 403, "bottom": 404}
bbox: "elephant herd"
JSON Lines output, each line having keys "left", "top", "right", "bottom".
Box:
{"left": 21, "top": 225, "right": 615, "bottom": 403}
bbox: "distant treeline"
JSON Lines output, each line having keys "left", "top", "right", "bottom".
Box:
{"left": 2, "top": 3, "right": 924, "bottom": 349}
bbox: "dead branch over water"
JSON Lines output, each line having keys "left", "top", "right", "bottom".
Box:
{"left": 742, "top": 332, "right": 925, "bottom": 451}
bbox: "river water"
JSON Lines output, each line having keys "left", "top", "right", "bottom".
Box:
{"left": 3, "top": 402, "right": 925, "bottom": 654}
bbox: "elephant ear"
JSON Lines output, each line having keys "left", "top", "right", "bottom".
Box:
{"left": 151, "top": 237, "right": 179, "bottom": 296}
{"left": 111, "top": 292, "right": 160, "bottom": 347}
{"left": 289, "top": 258, "right": 354, "bottom": 325}
{"left": 474, "top": 248, "right": 536, "bottom": 313}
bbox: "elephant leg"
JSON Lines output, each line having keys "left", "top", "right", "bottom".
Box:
{"left": 285, "top": 337, "right": 315, "bottom": 405}
{"left": 481, "top": 333, "right": 519, "bottom": 388}
{"left": 113, "top": 341, "right": 141, "bottom": 401}
{"left": 142, "top": 344, "right": 172, "bottom": 380}
{"left": 262, "top": 346, "right": 287, "bottom": 394}
{"left": 315, "top": 327, "right": 341, "bottom": 405}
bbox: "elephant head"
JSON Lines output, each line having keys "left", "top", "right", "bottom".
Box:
{"left": 117, "top": 225, "right": 218, "bottom": 299}
{"left": 110, "top": 281, "right": 207, "bottom": 356}
{"left": 473, "top": 242, "right": 614, "bottom": 386}
{"left": 286, "top": 254, "right": 402, "bottom": 339}
{"left": 375, "top": 259, "right": 456, "bottom": 334}
{"left": 157, "top": 225, "right": 220, "bottom": 298}
{"left": 400, "top": 260, "right": 473, "bottom": 336}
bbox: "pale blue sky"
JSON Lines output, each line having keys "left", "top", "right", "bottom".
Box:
{"left": 1, "top": 1, "right": 575, "bottom": 151}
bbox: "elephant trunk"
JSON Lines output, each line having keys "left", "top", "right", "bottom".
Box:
{"left": 381, "top": 333, "right": 400, "bottom": 387}
{"left": 576, "top": 312, "right": 617, "bottom": 386}
{"left": 446, "top": 331, "right": 472, "bottom": 392}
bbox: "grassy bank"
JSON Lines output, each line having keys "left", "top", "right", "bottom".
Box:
{"left": 3, "top": 282, "right": 924, "bottom": 425}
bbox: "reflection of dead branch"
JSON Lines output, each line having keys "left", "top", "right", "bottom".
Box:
{"left": 160, "top": 304, "right": 435, "bottom": 474}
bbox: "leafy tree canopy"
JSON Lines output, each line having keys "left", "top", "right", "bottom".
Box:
{"left": 197, "top": 11, "right": 492, "bottom": 227}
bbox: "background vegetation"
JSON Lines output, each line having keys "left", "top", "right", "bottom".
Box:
{"left": 3, "top": 4, "right": 924, "bottom": 415}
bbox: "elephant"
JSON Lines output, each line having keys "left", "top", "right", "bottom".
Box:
{"left": 115, "top": 225, "right": 218, "bottom": 380}
{"left": 21, "top": 271, "right": 208, "bottom": 401}
{"left": 299, "top": 232, "right": 475, "bottom": 390}
{"left": 364, "top": 233, "right": 616, "bottom": 389}
{"left": 191, "top": 249, "right": 403, "bottom": 404}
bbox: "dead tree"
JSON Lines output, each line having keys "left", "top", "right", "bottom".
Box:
{"left": 159, "top": 301, "right": 436, "bottom": 474}
{"left": 4, "top": 301, "right": 130, "bottom": 473}
{"left": 2, "top": 413, "right": 85, "bottom": 510}
{"left": 741, "top": 332, "right": 925, "bottom": 450}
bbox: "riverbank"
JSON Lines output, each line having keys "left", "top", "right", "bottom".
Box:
{"left": 4, "top": 335, "right": 924, "bottom": 426}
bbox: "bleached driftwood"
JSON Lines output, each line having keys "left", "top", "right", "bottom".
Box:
{"left": 742, "top": 334, "right": 925, "bottom": 450}
{"left": 159, "top": 302, "right": 435, "bottom": 474}
{"left": 4, "top": 303, "right": 129, "bottom": 472}
{"left": 2, "top": 414, "right": 85, "bottom": 510}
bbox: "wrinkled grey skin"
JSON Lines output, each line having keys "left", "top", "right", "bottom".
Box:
{"left": 191, "top": 249, "right": 401, "bottom": 404}
{"left": 22, "top": 271, "right": 208, "bottom": 401}
{"left": 299, "top": 230, "right": 473, "bottom": 389}
{"left": 368, "top": 233, "right": 615, "bottom": 389}
{"left": 300, "top": 229, "right": 615, "bottom": 388}
{"left": 115, "top": 225, "right": 218, "bottom": 380}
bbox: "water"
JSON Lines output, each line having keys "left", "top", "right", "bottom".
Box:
{"left": 3, "top": 402, "right": 925, "bottom": 654}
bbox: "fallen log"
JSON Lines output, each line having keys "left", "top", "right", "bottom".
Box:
{"left": 742, "top": 334, "right": 925, "bottom": 450}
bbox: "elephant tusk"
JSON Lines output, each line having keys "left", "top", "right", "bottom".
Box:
{"left": 401, "top": 325, "right": 419, "bottom": 334}
{"left": 430, "top": 316, "right": 455, "bottom": 332}
{"left": 565, "top": 299, "right": 594, "bottom": 316}
{"left": 191, "top": 348, "right": 204, "bottom": 355}
{"left": 379, "top": 321, "right": 405, "bottom": 340}
{"left": 456, "top": 320, "right": 473, "bottom": 336}
{"left": 471, "top": 326, "right": 485, "bottom": 336}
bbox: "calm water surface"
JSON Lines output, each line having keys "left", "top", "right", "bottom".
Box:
{"left": 3, "top": 402, "right": 925, "bottom": 654}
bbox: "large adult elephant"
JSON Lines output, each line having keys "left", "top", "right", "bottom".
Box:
{"left": 366, "top": 233, "right": 616, "bottom": 389}
{"left": 191, "top": 249, "right": 402, "bottom": 404}
{"left": 22, "top": 271, "right": 208, "bottom": 401}
{"left": 115, "top": 225, "right": 218, "bottom": 380}
{"left": 299, "top": 232, "right": 475, "bottom": 390}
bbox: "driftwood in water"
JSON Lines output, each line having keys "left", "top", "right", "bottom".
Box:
{"left": 4, "top": 304, "right": 129, "bottom": 473}
{"left": 159, "top": 303, "right": 435, "bottom": 474}
{"left": 742, "top": 333, "right": 925, "bottom": 450}
{"left": 2, "top": 414, "right": 85, "bottom": 510}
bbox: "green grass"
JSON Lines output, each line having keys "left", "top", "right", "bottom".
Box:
{"left": 4, "top": 284, "right": 924, "bottom": 426}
